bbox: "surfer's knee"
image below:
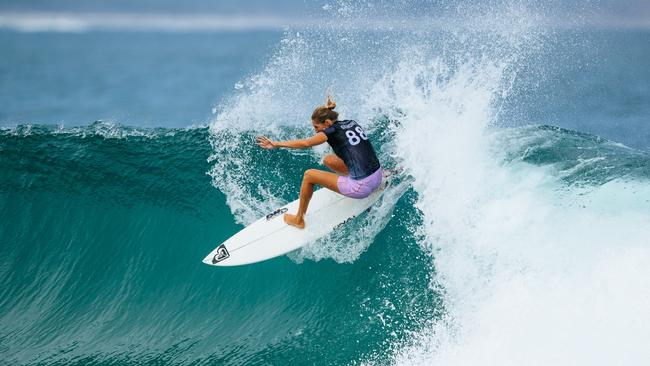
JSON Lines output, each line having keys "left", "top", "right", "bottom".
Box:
{"left": 303, "top": 169, "right": 318, "bottom": 182}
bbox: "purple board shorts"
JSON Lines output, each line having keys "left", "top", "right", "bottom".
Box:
{"left": 337, "top": 168, "right": 383, "bottom": 199}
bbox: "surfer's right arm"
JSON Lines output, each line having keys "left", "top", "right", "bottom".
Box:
{"left": 256, "top": 133, "right": 327, "bottom": 149}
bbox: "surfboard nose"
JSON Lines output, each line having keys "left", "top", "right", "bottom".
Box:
{"left": 203, "top": 244, "right": 231, "bottom": 266}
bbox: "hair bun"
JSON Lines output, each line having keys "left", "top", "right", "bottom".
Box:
{"left": 312, "top": 96, "right": 339, "bottom": 123}
{"left": 325, "top": 96, "right": 336, "bottom": 110}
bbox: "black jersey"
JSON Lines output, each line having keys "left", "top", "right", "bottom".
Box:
{"left": 323, "top": 120, "right": 380, "bottom": 180}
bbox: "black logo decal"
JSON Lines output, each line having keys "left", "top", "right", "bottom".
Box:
{"left": 333, "top": 216, "right": 355, "bottom": 231}
{"left": 212, "top": 244, "right": 230, "bottom": 264}
{"left": 266, "top": 207, "right": 288, "bottom": 221}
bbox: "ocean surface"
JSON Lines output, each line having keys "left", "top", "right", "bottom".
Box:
{"left": 2, "top": 4, "right": 650, "bottom": 366}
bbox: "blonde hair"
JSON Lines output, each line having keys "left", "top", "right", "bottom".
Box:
{"left": 311, "top": 96, "right": 339, "bottom": 124}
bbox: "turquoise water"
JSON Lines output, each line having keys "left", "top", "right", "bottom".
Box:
{"left": 2, "top": 3, "right": 650, "bottom": 365}
{"left": 0, "top": 31, "right": 280, "bottom": 127}
{"left": 2, "top": 122, "right": 649, "bottom": 364}
{"left": 0, "top": 123, "right": 438, "bottom": 364}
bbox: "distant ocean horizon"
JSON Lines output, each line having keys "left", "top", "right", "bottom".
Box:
{"left": 1, "top": 25, "right": 648, "bottom": 149}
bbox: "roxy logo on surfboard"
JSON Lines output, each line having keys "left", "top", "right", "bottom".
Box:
{"left": 211, "top": 245, "right": 230, "bottom": 264}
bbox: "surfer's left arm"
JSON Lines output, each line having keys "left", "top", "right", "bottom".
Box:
{"left": 257, "top": 133, "right": 327, "bottom": 149}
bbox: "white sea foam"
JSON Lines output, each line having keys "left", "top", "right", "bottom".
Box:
{"left": 362, "top": 23, "right": 650, "bottom": 366}
{"left": 391, "top": 178, "right": 650, "bottom": 365}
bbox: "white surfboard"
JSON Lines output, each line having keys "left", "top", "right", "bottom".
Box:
{"left": 203, "top": 172, "right": 392, "bottom": 266}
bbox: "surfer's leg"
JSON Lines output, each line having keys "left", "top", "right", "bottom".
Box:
{"left": 284, "top": 169, "right": 340, "bottom": 229}
{"left": 323, "top": 154, "right": 349, "bottom": 176}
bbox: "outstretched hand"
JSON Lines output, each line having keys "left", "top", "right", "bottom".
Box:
{"left": 256, "top": 136, "right": 276, "bottom": 149}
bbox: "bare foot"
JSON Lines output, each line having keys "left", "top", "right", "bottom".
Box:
{"left": 284, "top": 213, "right": 305, "bottom": 229}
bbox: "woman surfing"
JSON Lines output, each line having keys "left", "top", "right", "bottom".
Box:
{"left": 256, "top": 97, "right": 382, "bottom": 229}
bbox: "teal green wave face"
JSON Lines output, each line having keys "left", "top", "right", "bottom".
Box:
{"left": 0, "top": 123, "right": 439, "bottom": 365}
{"left": 1, "top": 123, "right": 649, "bottom": 364}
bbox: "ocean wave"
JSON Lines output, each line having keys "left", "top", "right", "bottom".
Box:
{"left": 3, "top": 1, "right": 650, "bottom": 364}
{"left": 2, "top": 116, "right": 649, "bottom": 365}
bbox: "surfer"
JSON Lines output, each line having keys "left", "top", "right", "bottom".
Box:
{"left": 256, "top": 97, "right": 382, "bottom": 229}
